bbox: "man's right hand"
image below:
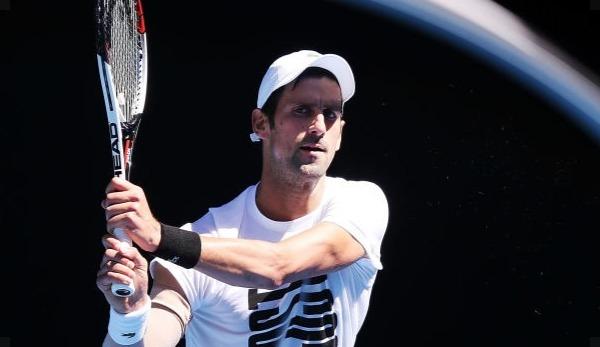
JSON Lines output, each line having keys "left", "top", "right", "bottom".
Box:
{"left": 96, "top": 235, "right": 150, "bottom": 313}
{"left": 102, "top": 177, "right": 162, "bottom": 253}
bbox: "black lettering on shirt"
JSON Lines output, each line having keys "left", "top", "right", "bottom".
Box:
{"left": 247, "top": 275, "right": 337, "bottom": 346}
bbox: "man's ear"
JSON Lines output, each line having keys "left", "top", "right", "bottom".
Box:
{"left": 251, "top": 108, "right": 270, "bottom": 141}
{"left": 335, "top": 119, "right": 345, "bottom": 151}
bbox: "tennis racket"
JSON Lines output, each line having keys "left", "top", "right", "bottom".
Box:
{"left": 96, "top": 0, "right": 148, "bottom": 297}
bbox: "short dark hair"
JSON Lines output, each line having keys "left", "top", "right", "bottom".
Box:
{"left": 260, "top": 67, "right": 340, "bottom": 127}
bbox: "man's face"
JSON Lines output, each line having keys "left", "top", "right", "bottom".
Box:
{"left": 264, "top": 76, "right": 345, "bottom": 181}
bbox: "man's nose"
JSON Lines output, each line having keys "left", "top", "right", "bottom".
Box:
{"left": 308, "top": 113, "right": 326, "bottom": 136}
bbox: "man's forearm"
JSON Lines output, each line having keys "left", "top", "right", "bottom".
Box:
{"left": 152, "top": 222, "right": 363, "bottom": 290}
{"left": 102, "top": 306, "right": 185, "bottom": 347}
{"left": 194, "top": 236, "right": 287, "bottom": 289}
{"left": 103, "top": 334, "right": 143, "bottom": 347}
{"left": 191, "top": 222, "right": 364, "bottom": 289}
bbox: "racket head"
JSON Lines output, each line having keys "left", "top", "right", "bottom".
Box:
{"left": 96, "top": 0, "right": 148, "bottom": 179}
{"left": 96, "top": 0, "right": 148, "bottom": 126}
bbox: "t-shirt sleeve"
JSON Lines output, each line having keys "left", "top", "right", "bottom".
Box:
{"left": 149, "top": 212, "right": 217, "bottom": 310}
{"left": 321, "top": 180, "right": 389, "bottom": 270}
{"left": 150, "top": 258, "right": 205, "bottom": 311}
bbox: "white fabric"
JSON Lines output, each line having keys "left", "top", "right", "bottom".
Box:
{"left": 108, "top": 299, "right": 151, "bottom": 345}
{"left": 256, "top": 50, "right": 356, "bottom": 109}
{"left": 150, "top": 176, "right": 388, "bottom": 347}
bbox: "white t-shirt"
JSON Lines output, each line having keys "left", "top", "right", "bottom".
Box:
{"left": 150, "top": 176, "right": 388, "bottom": 347}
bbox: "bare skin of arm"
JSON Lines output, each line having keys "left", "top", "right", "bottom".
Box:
{"left": 98, "top": 236, "right": 191, "bottom": 346}
{"left": 103, "top": 177, "right": 365, "bottom": 289}
{"left": 196, "top": 222, "right": 364, "bottom": 289}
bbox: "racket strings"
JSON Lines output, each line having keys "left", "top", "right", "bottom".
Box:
{"left": 100, "top": 0, "right": 145, "bottom": 123}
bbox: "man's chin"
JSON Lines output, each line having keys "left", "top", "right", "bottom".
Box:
{"left": 298, "top": 164, "right": 326, "bottom": 178}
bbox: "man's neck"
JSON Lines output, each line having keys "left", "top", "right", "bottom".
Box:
{"left": 255, "top": 175, "right": 326, "bottom": 221}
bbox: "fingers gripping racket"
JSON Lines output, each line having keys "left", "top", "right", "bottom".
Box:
{"left": 96, "top": 0, "right": 148, "bottom": 297}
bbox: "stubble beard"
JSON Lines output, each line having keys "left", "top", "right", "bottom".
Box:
{"left": 272, "top": 151, "right": 328, "bottom": 190}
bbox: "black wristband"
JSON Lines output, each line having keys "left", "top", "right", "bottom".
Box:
{"left": 154, "top": 223, "right": 201, "bottom": 269}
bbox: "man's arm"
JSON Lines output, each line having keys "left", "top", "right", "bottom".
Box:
{"left": 196, "top": 222, "right": 364, "bottom": 289}
{"left": 98, "top": 236, "right": 191, "bottom": 346}
{"left": 103, "top": 177, "right": 370, "bottom": 289}
{"left": 102, "top": 306, "right": 184, "bottom": 347}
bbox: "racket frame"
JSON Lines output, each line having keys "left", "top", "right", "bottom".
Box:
{"left": 96, "top": 0, "right": 148, "bottom": 298}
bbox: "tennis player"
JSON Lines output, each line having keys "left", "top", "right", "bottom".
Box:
{"left": 97, "top": 49, "right": 389, "bottom": 346}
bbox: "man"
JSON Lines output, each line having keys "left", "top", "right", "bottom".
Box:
{"left": 97, "top": 49, "right": 389, "bottom": 346}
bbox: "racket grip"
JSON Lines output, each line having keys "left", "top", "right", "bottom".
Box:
{"left": 111, "top": 228, "right": 136, "bottom": 297}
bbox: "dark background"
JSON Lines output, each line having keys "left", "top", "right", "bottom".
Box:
{"left": 3, "top": 0, "right": 600, "bottom": 346}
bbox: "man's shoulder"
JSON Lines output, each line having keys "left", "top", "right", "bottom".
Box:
{"left": 183, "top": 184, "right": 257, "bottom": 234}
{"left": 326, "top": 176, "right": 385, "bottom": 193}
{"left": 200, "top": 184, "right": 257, "bottom": 234}
{"left": 210, "top": 184, "right": 256, "bottom": 211}
{"left": 325, "top": 176, "right": 388, "bottom": 208}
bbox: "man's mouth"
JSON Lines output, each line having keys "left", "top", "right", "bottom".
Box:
{"left": 300, "top": 144, "right": 325, "bottom": 152}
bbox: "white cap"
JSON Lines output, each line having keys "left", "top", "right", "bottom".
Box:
{"left": 256, "top": 50, "right": 355, "bottom": 108}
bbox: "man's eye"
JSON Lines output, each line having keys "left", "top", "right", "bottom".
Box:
{"left": 294, "top": 107, "right": 310, "bottom": 115}
{"left": 323, "top": 109, "right": 341, "bottom": 120}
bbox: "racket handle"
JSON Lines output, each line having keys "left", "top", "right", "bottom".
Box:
{"left": 111, "top": 228, "right": 136, "bottom": 297}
